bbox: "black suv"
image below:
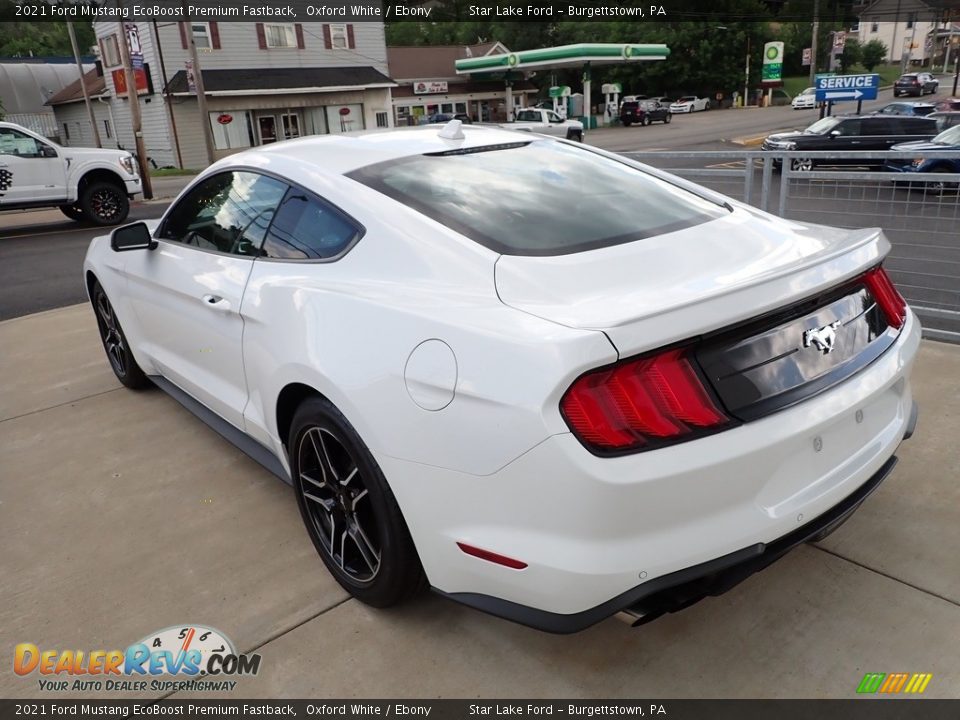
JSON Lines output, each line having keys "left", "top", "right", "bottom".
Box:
{"left": 893, "top": 72, "right": 939, "bottom": 97}
{"left": 620, "top": 100, "right": 672, "bottom": 127}
{"left": 761, "top": 114, "right": 937, "bottom": 171}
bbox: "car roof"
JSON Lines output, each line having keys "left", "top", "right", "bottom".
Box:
{"left": 209, "top": 124, "right": 544, "bottom": 178}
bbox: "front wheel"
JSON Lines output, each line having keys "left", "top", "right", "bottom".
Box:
{"left": 791, "top": 158, "right": 814, "bottom": 172}
{"left": 80, "top": 181, "right": 130, "bottom": 226}
{"left": 642, "top": 116, "right": 651, "bottom": 126}
{"left": 664, "top": 113, "right": 672, "bottom": 124}
{"left": 926, "top": 167, "right": 957, "bottom": 195}
{"left": 91, "top": 280, "right": 149, "bottom": 389}
{"left": 704, "top": 102, "right": 711, "bottom": 111}
{"left": 291, "top": 397, "right": 426, "bottom": 608}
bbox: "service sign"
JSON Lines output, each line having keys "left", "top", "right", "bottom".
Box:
{"left": 413, "top": 81, "right": 448, "bottom": 94}
{"left": 815, "top": 73, "right": 880, "bottom": 102}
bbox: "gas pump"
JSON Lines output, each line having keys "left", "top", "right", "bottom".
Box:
{"left": 602, "top": 82, "right": 622, "bottom": 125}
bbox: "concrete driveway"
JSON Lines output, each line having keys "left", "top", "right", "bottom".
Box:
{"left": 2, "top": 305, "right": 958, "bottom": 699}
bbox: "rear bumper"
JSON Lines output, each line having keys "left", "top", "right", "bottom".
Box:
{"left": 386, "top": 312, "right": 920, "bottom": 633}
{"left": 436, "top": 448, "right": 907, "bottom": 633}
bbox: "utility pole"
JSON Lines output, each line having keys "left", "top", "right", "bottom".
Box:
{"left": 116, "top": 18, "right": 153, "bottom": 199}
{"left": 67, "top": 22, "right": 101, "bottom": 148}
{"left": 744, "top": 35, "right": 751, "bottom": 107}
{"left": 809, "top": 0, "right": 819, "bottom": 87}
{"left": 182, "top": 7, "right": 216, "bottom": 166}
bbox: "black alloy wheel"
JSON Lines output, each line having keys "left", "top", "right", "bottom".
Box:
{"left": 290, "top": 397, "right": 425, "bottom": 607}
{"left": 81, "top": 181, "right": 130, "bottom": 226}
{"left": 91, "top": 281, "right": 149, "bottom": 389}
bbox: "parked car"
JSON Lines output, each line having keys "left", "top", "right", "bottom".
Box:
{"left": 886, "top": 123, "right": 960, "bottom": 193}
{"left": 620, "top": 100, "right": 672, "bottom": 126}
{"left": 669, "top": 96, "right": 711, "bottom": 113}
{"left": 762, "top": 114, "right": 937, "bottom": 171}
{"left": 792, "top": 87, "right": 817, "bottom": 110}
{"left": 934, "top": 97, "right": 960, "bottom": 111}
{"left": 84, "top": 124, "right": 919, "bottom": 633}
{"left": 0, "top": 121, "right": 141, "bottom": 225}
{"left": 874, "top": 101, "right": 937, "bottom": 117}
{"left": 930, "top": 111, "right": 960, "bottom": 133}
{"left": 893, "top": 72, "right": 939, "bottom": 97}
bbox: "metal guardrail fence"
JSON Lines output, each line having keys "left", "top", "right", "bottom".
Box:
{"left": 622, "top": 149, "right": 960, "bottom": 343}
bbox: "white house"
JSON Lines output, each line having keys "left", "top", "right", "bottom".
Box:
{"left": 49, "top": 21, "right": 395, "bottom": 169}
{"left": 857, "top": 0, "right": 959, "bottom": 68}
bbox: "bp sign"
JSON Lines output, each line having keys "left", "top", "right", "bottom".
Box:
{"left": 762, "top": 41, "right": 784, "bottom": 85}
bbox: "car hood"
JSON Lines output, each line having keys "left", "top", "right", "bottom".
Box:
{"left": 494, "top": 205, "right": 888, "bottom": 356}
{"left": 890, "top": 140, "right": 955, "bottom": 151}
{"left": 62, "top": 146, "right": 131, "bottom": 162}
{"left": 765, "top": 131, "right": 812, "bottom": 142}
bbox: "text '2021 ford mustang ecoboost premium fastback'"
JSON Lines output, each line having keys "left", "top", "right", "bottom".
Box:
{"left": 84, "top": 122, "right": 919, "bottom": 633}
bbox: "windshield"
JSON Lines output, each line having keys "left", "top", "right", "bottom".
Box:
{"left": 348, "top": 140, "right": 728, "bottom": 256}
{"left": 805, "top": 117, "right": 841, "bottom": 134}
{"left": 933, "top": 125, "right": 960, "bottom": 145}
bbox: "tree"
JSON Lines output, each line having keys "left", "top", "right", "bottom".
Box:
{"left": 860, "top": 39, "right": 888, "bottom": 72}
{"left": 0, "top": 2, "right": 95, "bottom": 57}
{"left": 838, "top": 38, "right": 861, "bottom": 73}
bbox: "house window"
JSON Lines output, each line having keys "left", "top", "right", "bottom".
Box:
{"left": 375, "top": 111, "right": 389, "bottom": 128}
{"left": 330, "top": 23, "right": 348, "bottom": 49}
{"left": 209, "top": 111, "right": 254, "bottom": 150}
{"left": 871, "top": 22, "right": 878, "bottom": 33}
{"left": 192, "top": 23, "right": 211, "bottom": 49}
{"left": 265, "top": 23, "right": 297, "bottom": 48}
{"left": 103, "top": 119, "right": 112, "bottom": 138}
{"left": 849, "top": 22, "right": 859, "bottom": 33}
{"left": 101, "top": 34, "right": 121, "bottom": 68}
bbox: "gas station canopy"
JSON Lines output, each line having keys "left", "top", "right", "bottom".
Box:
{"left": 454, "top": 43, "right": 670, "bottom": 129}
{"left": 454, "top": 43, "right": 671, "bottom": 73}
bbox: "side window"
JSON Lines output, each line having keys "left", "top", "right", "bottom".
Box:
{"left": 260, "top": 189, "right": 361, "bottom": 260}
{"left": 0, "top": 128, "right": 44, "bottom": 157}
{"left": 160, "top": 171, "right": 287, "bottom": 256}
{"left": 863, "top": 118, "right": 893, "bottom": 135}
{"left": 547, "top": 111, "right": 562, "bottom": 123}
{"left": 836, "top": 119, "right": 860, "bottom": 136}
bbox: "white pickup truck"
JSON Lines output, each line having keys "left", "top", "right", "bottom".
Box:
{"left": 502, "top": 108, "right": 584, "bottom": 141}
{"left": 0, "top": 121, "right": 141, "bottom": 225}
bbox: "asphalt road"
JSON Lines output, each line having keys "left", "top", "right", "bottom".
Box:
{"left": 0, "top": 203, "right": 170, "bottom": 321}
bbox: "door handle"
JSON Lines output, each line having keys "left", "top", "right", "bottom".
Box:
{"left": 201, "top": 294, "right": 231, "bottom": 312}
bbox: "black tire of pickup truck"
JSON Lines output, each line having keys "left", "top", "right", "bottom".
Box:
{"left": 80, "top": 181, "right": 130, "bottom": 226}
{"left": 59, "top": 204, "right": 85, "bottom": 222}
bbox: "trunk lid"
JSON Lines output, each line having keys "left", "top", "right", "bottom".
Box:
{"left": 494, "top": 205, "right": 889, "bottom": 357}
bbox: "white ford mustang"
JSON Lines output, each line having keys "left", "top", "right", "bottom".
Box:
{"left": 84, "top": 123, "right": 919, "bottom": 633}
{"left": 668, "top": 95, "right": 711, "bottom": 113}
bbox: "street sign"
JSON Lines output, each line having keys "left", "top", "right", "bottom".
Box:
{"left": 815, "top": 73, "right": 880, "bottom": 102}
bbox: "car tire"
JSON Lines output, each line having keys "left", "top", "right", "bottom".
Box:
{"left": 665, "top": 113, "right": 672, "bottom": 124}
{"left": 791, "top": 158, "right": 814, "bottom": 172}
{"left": 623, "top": 120, "right": 632, "bottom": 127}
{"left": 80, "top": 180, "right": 130, "bottom": 226}
{"left": 927, "top": 167, "right": 957, "bottom": 195}
{"left": 704, "top": 101, "right": 711, "bottom": 111}
{"left": 91, "top": 280, "right": 150, "bottom": 390}
{"left": 290, "top": 396, "right": 426, "bottom": 608}
{"left": 59, "top": 204, "right": 85, "bottom": 222}
{"left": 893, "top": 90, "right": 900, "bottom": 97}
{"left": 643, "top": 116, "right": 651, "bottom": 126}
{"left": 571, "top": 131, "right": 583, "bottom": 142}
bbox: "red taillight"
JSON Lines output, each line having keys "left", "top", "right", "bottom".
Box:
{"left": 560, "top": 347, "right": 731, "bottom": 454}
{"left": 864, "top": 267, "right": 907, "bottom": 329}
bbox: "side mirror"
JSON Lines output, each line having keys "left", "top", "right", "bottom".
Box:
{"left": 829, "top": 130, "right": 842, "bottom": 137}
{"left": 40, "top": 144, "right": 57, "bottom": 158}
{"left": 111, "top": 221, "right": 156, "bottom": 252}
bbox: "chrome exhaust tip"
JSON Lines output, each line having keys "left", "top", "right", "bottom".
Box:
{"left": 614, "top": 609, "right": 645, "bottom": 627}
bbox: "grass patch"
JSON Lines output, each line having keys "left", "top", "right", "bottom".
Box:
{"left": 150, "top": 167, "right": 197, "bottom": 177}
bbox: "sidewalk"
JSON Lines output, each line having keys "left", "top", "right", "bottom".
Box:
{"left": 2, "top": 305, "right": 958, "bottom": 699}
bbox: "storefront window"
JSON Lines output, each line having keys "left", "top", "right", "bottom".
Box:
{"left": 326, "top": 104, "right": 364, "bottom": 134}
{"left": 209, "top": 111, "right": 254, "bottom": 150}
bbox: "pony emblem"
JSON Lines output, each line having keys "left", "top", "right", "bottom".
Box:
{"left": 803, "top": 321, "right": 841, "bottom": 354}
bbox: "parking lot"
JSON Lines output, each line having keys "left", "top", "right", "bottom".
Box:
{"left": 2, "top": 303, "right": 959, "bottom": 699}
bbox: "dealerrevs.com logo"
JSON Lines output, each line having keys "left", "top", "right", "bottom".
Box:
{"left": 14, "top": 625, "right": 261, "bottom": 693}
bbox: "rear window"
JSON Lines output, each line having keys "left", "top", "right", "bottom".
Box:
{"left": 347, "top": 140, "right": 728, "bottom": 256}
